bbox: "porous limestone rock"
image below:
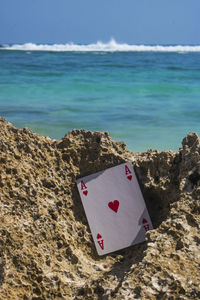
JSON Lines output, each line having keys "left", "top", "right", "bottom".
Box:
{"left": 0, "top": 117, "right": 199, "bottom": 299}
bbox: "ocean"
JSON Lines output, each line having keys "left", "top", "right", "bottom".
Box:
{"left": 0, "top": 41, "right": 200, "bottom": 152}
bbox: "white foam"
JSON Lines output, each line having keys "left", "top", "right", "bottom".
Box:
{"left": 1, "top": 39, "right": 200, "bottom": 52}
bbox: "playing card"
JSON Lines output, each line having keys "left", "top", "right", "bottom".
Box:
{"left": 76, "top": 162, "right": 153, "bottom": 255}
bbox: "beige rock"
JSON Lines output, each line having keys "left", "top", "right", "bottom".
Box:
{"left": 0, "top": 117, "right": 199, "bottom": 299}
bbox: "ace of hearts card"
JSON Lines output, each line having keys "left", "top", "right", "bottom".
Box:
{"left": 76, "top": 162, "right": 153, "bottom": 255}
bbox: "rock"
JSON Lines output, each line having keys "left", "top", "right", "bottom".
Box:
{"left": 0, "top": 117, "right": 199, "bottom": 299}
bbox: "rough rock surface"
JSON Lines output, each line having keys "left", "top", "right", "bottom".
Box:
{"left": 0, "top": 117, "right": 199, "bottom": 299}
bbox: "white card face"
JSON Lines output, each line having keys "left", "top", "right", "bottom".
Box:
{"left": 76, "top": 162, "right": 153, "bottom": 255}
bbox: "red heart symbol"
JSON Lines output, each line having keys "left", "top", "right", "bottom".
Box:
{"left": 127, "top": 175, "right": 132, "bottom": 181}
{"left": 108, "top": 200, "right": 119, "bottom": 213}
{"left": 97, "top": 233, "right": 102, "bottom": 239}
{"left": 142, "top": 218, "right": 148, "bottom": 224}
{"left": 83, "top": 190, "right": 88, "bottom": 196}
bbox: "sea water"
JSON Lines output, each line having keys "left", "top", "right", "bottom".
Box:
{"left": 0, "top": 41, "right": 200, "bottom": 152}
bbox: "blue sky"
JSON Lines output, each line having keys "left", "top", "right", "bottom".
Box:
{"left": 0, "top": 0, "right": 199, "bottom": 45}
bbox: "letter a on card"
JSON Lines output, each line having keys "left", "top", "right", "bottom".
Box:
{"left": 81, "top": 180, "right": 87, "bottom": 190}
{"left": 125, "top": 165, "right": 131, "bottom": 175}
{"left": 97, "top": 240, "right": 104, "bottom": 250}
{"left": 76, "top": 162, "right": 153, "bottom": 255}
{"left": 81, "top": 180, "right": 88, "bottom": 196}
{"left": 125, "top": 164, "right": 132, "bottom": 181}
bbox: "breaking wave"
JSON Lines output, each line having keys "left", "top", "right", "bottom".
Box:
{"left": 1, "top": 39, "right": 200, "bottom": 52}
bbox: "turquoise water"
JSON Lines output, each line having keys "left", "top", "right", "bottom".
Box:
{"left": 0, "top": 44, "right": 200, "bottom": 152}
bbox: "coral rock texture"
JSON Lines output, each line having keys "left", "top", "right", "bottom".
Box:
{"left": 0, "top": 117, "right": 199, "bottom": 299}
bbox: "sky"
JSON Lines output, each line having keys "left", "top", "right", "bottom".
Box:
{"left": 0, "top": 0, "right": 199, "bottom": 45}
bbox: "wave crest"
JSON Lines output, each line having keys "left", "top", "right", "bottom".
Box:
{"left": 1, "top": 39, "right": 200, "bottom": 52}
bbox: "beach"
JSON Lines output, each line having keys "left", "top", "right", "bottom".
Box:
{"left": 0, "top": 117, "right": 199, "bottom": 299}
{"left": 1, "top": 0, "right": 200, "bottom": 297}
